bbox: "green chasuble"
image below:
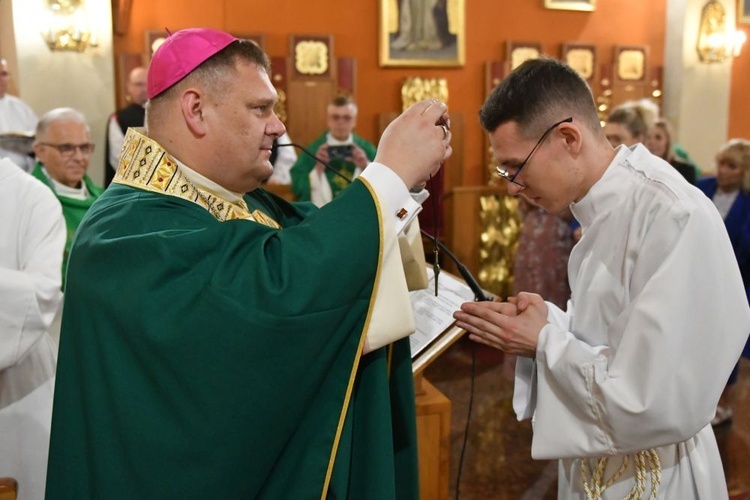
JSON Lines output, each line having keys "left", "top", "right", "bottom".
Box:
{"left": 46, "top": 129, "right": 419, "bottom": 499}
{"left": 290, "top": 132, "right": 377, "bottom": 202}
{"left": 31, "top": 163, "right": 104, "bottom": 288}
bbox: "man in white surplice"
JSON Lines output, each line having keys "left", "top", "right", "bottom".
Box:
{"left": 454, "top": 58, "right": 750, "bottom": 499}
{"left": 0, "top": 157, "right": 65, "bottom": 499}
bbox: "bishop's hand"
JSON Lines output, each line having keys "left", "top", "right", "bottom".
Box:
{"left": 375, "top": 99, "right": 452, "bottom": 190}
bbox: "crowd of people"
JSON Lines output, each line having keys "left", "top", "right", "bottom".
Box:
{"left": 1, "top": 34, "right": 749, "bottom": 500}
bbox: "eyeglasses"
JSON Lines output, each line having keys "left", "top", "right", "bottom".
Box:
{"left": 495, "top": 117, "right": 573, "bottom": 188}
{"left": 40, "top": 142, "right": 95, "bottom": 157}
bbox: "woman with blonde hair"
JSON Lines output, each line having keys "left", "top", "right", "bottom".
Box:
{"left": 603, "top": 98, "right": 658, "bottom": 147}
{"left": 645, "top": 118, "right": 697, "bottom": 184}
{"left": 698, "top": 138, "right": 750, "bottom": 426}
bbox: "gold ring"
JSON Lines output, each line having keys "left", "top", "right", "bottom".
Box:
{"left": 440, "top": 124, "right": 449, "bottom": 139}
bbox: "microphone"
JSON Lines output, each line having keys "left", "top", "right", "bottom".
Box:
{"left": 420, "top": 231, "right": 492, "bottom": 302}
{"left": 277, "top": 142, "right": 492, "bottom": 302}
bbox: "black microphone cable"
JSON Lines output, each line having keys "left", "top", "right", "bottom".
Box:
{"left": 416, "top": 237, "right": 487, "bottom": 500}
{"left": 276, "top": 143, "right": 354, "bottom": 184}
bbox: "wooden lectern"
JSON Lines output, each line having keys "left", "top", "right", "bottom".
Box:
{"left": 413, "top": 323, "right": 466, "bottom": 500}
{"left": 0, "top": 478, "right": 17, "bottom": 500}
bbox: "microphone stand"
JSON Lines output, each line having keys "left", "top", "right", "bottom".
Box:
{"left": 420, "top": 230, "right": 492, "bottom": 302}
{"left": 276, "top": 142, "right": 492, "bottom": 302}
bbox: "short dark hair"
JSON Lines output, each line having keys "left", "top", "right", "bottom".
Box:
{"left": 331, "top": 95, "right": 354, "bottom": 107}
{"left": 328, "top": 95, "right": 357, "bottom": 115}
{"left": 479, "top": 57, "right": 600, "bottom": 137}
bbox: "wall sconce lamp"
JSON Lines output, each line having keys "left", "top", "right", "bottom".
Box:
{"left": 696, "top": 0, "right": 746, "bottom": 63}
{"left": 42, "top": 0, "right": 98, "bottom": 53}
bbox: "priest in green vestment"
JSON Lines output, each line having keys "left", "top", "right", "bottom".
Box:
{"left": 45, "top": 28, "right": 452, "bottom": 500}
{"left": 290, "top": 96, "right": 377, "bottom": 206}
{"left": 32, "top": 107, "right": 104, "bottom": 288}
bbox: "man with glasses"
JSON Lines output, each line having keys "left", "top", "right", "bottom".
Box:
{"left": 290, "top": 95, "right": 376, "bottom": 206}
{"left": 454, "top": 58, "right": 750, "bottom": 499}
{"left": 32, "top": 107, "right": 103, "bottom": 287}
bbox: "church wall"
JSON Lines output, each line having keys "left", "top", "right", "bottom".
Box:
{"left": 113, "top": 0, "right": 747, "bottom": 184}
{"left": 729, "top": 41, "right": 750, "bottom": 141}
{"left": 6, "top": 0, "right": 115, "bottom": 184}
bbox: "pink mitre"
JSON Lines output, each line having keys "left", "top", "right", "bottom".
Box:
{"left": 147, "top": 28, "right": 238, "bottom": 100}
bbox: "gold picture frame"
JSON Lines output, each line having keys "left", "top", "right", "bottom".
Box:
{"left": 561, "top": 42, "right": 597, "bottom": 82}
{"left": 145, "top": 30, "right": 169, "bottom": 61}
{"left": 380, "top": 0, "right": 465, "bottom": 67}
{"left": 614, "top": 45, "right": 648, "bottom": 82}
{"left": 506, "top": 41, "right": 543, "bottom": 71}
{"left": 740, "top": 0, "right": 750, "bottom": 24}
{"left": 544, "top": 0, "right": 595, "bottom": 11}
{"left": 144, "top": 31, "right": 265, "bottom": 62}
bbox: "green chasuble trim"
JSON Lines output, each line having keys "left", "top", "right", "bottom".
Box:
{"left": 321, "top": 175, "right": 383, "bottom": 496}
{"left": 46, "top": 129, "right": 419, "bottom": 499}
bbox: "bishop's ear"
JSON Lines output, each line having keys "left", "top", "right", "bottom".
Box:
{"left": 180, "top": 89, "right": 208, "bottom": 137}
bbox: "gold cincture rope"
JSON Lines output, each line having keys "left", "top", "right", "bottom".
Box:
{"left": 580, "top": 449, "right": 661, "bottom": 500}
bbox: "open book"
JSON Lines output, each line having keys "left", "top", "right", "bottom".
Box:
{"left": 410, "top": 268, "right": 480, "bottom": 371}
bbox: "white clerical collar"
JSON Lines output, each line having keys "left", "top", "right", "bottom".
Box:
{"left": 570, "top": 145, "right": 632, "bottom": 227}
{"left": 326, "top": 132, "right": 353, "bottom": 145}
{"left": 175, "top": 159, "right": 245, "bottom": 205}
{"left": 42, "top": 166, "right": 90, "bottom": 200}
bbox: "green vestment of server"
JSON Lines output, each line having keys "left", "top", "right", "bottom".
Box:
{"left": 31, "top": 163, "right": 104, "bottom": 288}
{"left": 290, "top": 132, "right": 377, "bottom": 202}
{"left": 45, "top": 129, "right": 419, "bottom": 499}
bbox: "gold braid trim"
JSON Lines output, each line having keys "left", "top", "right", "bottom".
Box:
{"left": 112, "top": 128, "right": 280, "bottom": 228}
{"left": 580, "top": 449, "right": 661, "bottom": 500}
{"left": 320, "top": 176, "right": 382, "bottom": 499}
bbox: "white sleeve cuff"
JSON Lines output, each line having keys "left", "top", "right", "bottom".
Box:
{"left": 359, "top": 162, "right": 423, "bottom": 235}
{"left": 513, "top": 356, "right": 537, "bottom": 420}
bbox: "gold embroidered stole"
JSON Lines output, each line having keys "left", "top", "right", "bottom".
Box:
{"left": 112, "top": 128, "right": 280, "bottom": 228}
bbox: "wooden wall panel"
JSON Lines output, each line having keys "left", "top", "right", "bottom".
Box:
{"left": 116, "top": 0, "right": 675, "bottom": 188}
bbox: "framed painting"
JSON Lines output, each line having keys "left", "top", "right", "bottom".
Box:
{"left": 614, "top": 45, "right": 648, "bottom": 82}
{"left": 506, "top": 41, "right": 543, "bottom": 71}
{"left": 145, "top": 31, "right": 265, "bottom": 61}
{"left": 740, "top": 0, "right": 750, "bottom": 25}
{"left": 380, "top": 0, "right": 465, "bottom": 67}
{"left": 112, "top": 0, "right": 133, "bottom": 36}
{"left": 544, "top": 0, "right": 595, "bottom": 12}
{"left": 145, "top": 30, "right": 169, "bottom": 61}
{"left": 561, "top": 42, "right": 597, "bottom": 83}
{"left": 290, "top": 35, "right": 333, "bottom": 78}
